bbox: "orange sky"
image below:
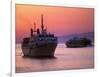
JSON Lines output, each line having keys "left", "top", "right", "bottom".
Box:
{"left": 16, "top": 4, "right": 94, "bottom": 43}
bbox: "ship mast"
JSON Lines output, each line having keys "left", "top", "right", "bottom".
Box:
{"left": 41, "top": 14, "right": 44, "bottom": 32}
{"left": 30, "top": 28, "right": 33, "bottom": 37}
{"left": 41, "top": 14, "right": 47, "bottom": 35}
{"left": 33, "top": 22, "right": 36, "bottom": 32}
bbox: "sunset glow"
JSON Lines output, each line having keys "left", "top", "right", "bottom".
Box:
{"left": 16, "top": 4, "right": 94, "bottom": 43}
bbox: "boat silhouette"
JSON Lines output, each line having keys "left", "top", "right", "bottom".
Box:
{"left": 21, "top": 14, "right": 58, "bottom": 57}
{"left": 66, "top": 37, "right": 92, "bottom": 48}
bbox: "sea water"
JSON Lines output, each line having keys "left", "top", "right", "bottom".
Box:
{"left": 16, "top": 44, "right": 94, "bottom": 73}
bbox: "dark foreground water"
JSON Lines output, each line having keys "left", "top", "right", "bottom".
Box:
{"left": 16, "top": 44, "right": 94, "bottom": 73}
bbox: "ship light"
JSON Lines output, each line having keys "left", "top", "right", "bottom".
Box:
{"left": 39, "top": 38, "right": 41, "bottom": 40}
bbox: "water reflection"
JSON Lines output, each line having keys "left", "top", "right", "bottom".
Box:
{"left": 16, "top": 44, "right": 94, "bottom": 73}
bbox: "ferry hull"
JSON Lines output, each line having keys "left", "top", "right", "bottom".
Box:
{"left": 22, "top": 43, "right": 57, "bottom": 57}
{"left": 66, "top": 44, "right": 87, "bottom": 48}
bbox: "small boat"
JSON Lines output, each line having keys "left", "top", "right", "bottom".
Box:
{"left": 66, "top": 37, "right": 92, "bottom": 48}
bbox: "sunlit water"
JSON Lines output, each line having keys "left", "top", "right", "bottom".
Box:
{"left": 16, "top": 44, "right": 94, "bottom": 73}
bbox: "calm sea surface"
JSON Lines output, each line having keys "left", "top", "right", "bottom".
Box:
{"left": 16, "top": 44, "right": 94, "bottom": 73}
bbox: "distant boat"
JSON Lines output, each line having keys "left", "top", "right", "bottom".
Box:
{"left": 66, "top": 37, "right": 92, "bottom": 48}
{"left": 21, "top": 14, "right": 57, "bottom": 57}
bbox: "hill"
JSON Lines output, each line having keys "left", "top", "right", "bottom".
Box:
{"left": 58, "top": 32, "right": 94, "bottom": 43}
